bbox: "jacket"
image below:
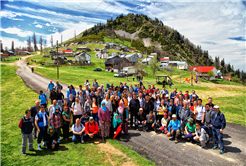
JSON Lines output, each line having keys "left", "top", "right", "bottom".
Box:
{"left": 129, "top": 99, "right": 140, "bottom": 114}
{"left": 211, "top": 111, "right": 226, "bottom": 130}
{"left": 205, "top": 108, "right": 214, "bottom": 125}
{"left": 19, "top": 116, "right": 33, "bottom": 134}
{"left": 142, "top": 100, "right": 154, "bottom": 115}
{"left": 168, "top": 119, "right": 180, "bottom": 132}
{"left": 136, "top": 112, "right": 146, "bottom": 122}
{"left": 178, "top": 107, "right": 192, "bottom": 121}
{"left": 85, "top": 121, "right": 99, "bottom": 135}
{"left": 30, "top": 105, "right": 39, "bottom": 118}
{"left": 146, "top": 114, "right": 156, "bottom": 125}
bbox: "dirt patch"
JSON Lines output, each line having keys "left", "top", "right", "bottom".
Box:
{"left": 98, "top": 142, "right": 137, "bottom": 166}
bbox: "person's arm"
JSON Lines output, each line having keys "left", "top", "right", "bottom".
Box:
{"left": 47, "top": 84, "right": 49, "bottom": 91}
{"left": 125, "top": 108, "right": 128, "bottom": 120}
{"left": 46, "top": 96, "right": 48, "bottom": 105}
{"left": 220, "top": 113, "right": 226, "bottom": 133}
{"left": 177, "top": 120, "right": 180, "bottom": 129}
{"left": 185, "top": 126, "right": 188, "bottom": 134}
{"left": 168, "top": 121, "right": 172, "bottom": 132}
{"left": 35, "top": 119, "right": 40, "bottom": 133}
{"left": 62, "top": 115, "right": 70, "bottom": 122}
{"left": 50, "top": 114, "right": 54, "bottom": 127}
{"left": 18, "top": 118, "right": 23, "bottom": 129}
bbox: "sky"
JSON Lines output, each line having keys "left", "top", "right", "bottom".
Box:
{"left": 1, "top": 0, "right": 245, "bottom": 71}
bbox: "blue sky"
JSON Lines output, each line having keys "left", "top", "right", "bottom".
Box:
{"left": 1, "top": 0, "right": 245, "bottom": 71}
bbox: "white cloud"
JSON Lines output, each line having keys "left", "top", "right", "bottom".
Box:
{"left": 0, "top": 36, "right": 28, "bottom": 49}
{"left": 35, "top": 24, "right": 43, "bottom": 28}
{"left": 0, "top": 27, "right": 33, "bottom": 37}
{"left": 45, "top": 23, "right": 50, "bottom": 27}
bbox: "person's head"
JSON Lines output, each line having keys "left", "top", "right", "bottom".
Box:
{"left": 50, "top": 80, "right": 52, "bottom": 84}
{"left": 180, "top": 99, "right": 184, "bottom": 105}
{"left": 145, "top": 94, "right": 150, "bottom": 101}
{"left": 149, "top": 92, "right": 153, "bottom": 97}
{"left": 25, "top": 110, "right": 31, "bottom": 117}
{"left": 163, "top": 86, "right": 166, "bottom": 90}
{"left": 68, "top": 85, "right": 72, "bottom": 90}
{"left": 192, "top": 95, "right": 196, "bottom": 100}
{"left": 86, "top": 80, "right": 89, "bottom": 83}
{"left": 139, "top": 92, "right": 143, "bottom": 98}
{"left": 75, "top": 96, "right": 79, "bottom": 102}
{"left": 115, "top": 95, "right": 119, "bottom": 100}
{"left": 156, "top": 93, "right": 160, "bottom": 99}
{"left": 55, "top": 106, "right": 60, "bottom": 113}
{"left": 214, "top": 105, "right": 220, "bottom": 113}
{"left": 128, "top": 93, "right": 132, "bottom": 98}
{"left": 188, "top": 118, "right": 193, "bottom": 125}
{"left": 198, "top": 99, "right": 202, "bottom": 105}
{"left": 179, "top": 91, "right": 182, "bottom": 95}
{"left": 185, "top": 91, "right": 189, "bottom": 95}
{"left": 91, "top": 91, "right": 95, "bottom": 95}
{"left": 40, "top": 105, "right": 45, "bottom": 112}
{"left": 56, "top": 81, "right": 58, "bottom": 84}
{"left": 193, "top": 101, "right": 197, "bottom": 106}
{"left": 161, "top": 99, "right": 165, "bottom": 105}
{"left": 124, "top": 82, "right": 127, "bottom": 86}
{"left": 170, "top": 99, "right": 173, "bottom": 105}
{"left": 149, "top": 111, "right": 153, "bottom": 117}
{"left": 94, "top": 79, "right": 97, "bottom": 82}
{"left": 133, "top": 94, "right": 137, "bottom": 100}
{"left": 76, "top": 118, "right": 80, "bottom": 125}
{"left": 165, "top": 94, "right": 169, "bottom": 100}
{"left": 176, "top": 93, "right": 179, "bottom": 98}
{"left": 83, "top": 112, "right": 87, "bottom": 117}
{"left": 106, "top": 94, "right": 110, "bottom": 100}
{"left": 89, "top": 116, "right": 94, "bottom": 124}
{"left": 63, "top": 99, "right": 68, "bottom": 106}
{"left": 64, "top": 106, "right": 69, "bottom": 112}
{"left": 115, "top": 114, "right": 118, "bottom": 119}
{"left": 205, "top": 104, "right": 210, "bottom": 110}
{"left": 192, "top": 90, "right": 195, "bottom": 94}
{"left": 79, "top": 85, "right": 82, "bottom": 90}
{"left": 52, "top": 88, "right": 55, "bottom": 92}
{"left": 164, "top": 113, "right": 168, "bottom": 119}
{"left": 184, "top": 101, "right": 188, "bottom": 108}
{"left": 39, "top": 90, "right": 43, "bottom": 95}
{"left": 208, "top": 97, "right": 212, "bottom": 104}
{"left": 48, "top": 126, "right": 54, "bottom": 134}
{"left": 148, "top": 85, "right": 151, "bottom": 89}
{"left": 174, "top": 88, "right": 177, "bottom": 92}
{"left": 86, "top": 85, "right": 89, "bottom": 90}
{"left": 79, "top": 91, "right": 83, "bottom": 96}
{"left": 195, "top": 121, "right": 201, "bottom": 130}
{"left": 53, "top": 100, "right": 57, "bottom": 106}
{"left": 69, "top": 94, "right": 73, "bottom": 100}
{"left": 139, "top": 108, "right": 143, "bottom": 114}
{"left": 87, "top": 96, "right": 91, "bottom": 102}
{"left": 172, "top": 114, "right": 177, "bottom": 121}
{"left": 101, "top": 101, "right": 106, "bottom": 107}
{"left": 58, "top": 89, "right": 61, "bottom": 93}
{"left": 35, "top": 100, "right": 40, "bottom": 107}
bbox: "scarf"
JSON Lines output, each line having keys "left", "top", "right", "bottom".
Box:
{"left": 113, "top": 113, "right": 122, "bottom": 128}
{"left": 101, "top": 101, "right": 107, "bottom": 112}
{"left": 117, "top": 101, "right": 124, "bottom": 115}
{"left": 110, "top": 95, "right": 115, "bottom": 105}
{"left": 54, "top": 106, "right": 60, "bottom": 115}
{"left": 48, "top": 126, "right": 55, "bottom": 137}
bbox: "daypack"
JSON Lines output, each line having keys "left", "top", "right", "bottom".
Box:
{"left": 201, "top": 126, "right": 211, "bottom": 138}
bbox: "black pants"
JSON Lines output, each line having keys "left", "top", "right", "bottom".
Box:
{"left": 145, "top": 123, "right": 157, "bottom": 132}
{"left": 62, "top": 123, "right": 69, "bottom": 139}
{"left": 73, "top": 114, "right": 82, "bottom": 124}
{"left": 130, "top": 112, "right": 137, "bottom": 128}
{"left": 32, "top": 117, "right": 37, "bottom": 137}
{"left": 47, "top": 142, "right": 59, "bottom": 151}
{"left": 156, "top": 115, "right": 163, "bottom": 126}
{"left": 171, "top": 129, "right": 180, "bottom": 141}
{"left": 37, "top": 126, "right": 48, "bottom": 144}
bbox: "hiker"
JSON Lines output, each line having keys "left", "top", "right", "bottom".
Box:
{"left": 156, "top": 100, "right": 167, "bottom": 126}
{"left": 84, "top": 117, "right": 99, "bottom": 143}
{"left": 71, "top": 96, "right": 83, "bottom": 124}
{"left": 168, "top": 80, "right": 172, "bottom": 88}
{"left": 178, "top": 102, "right": 192, "bottom": 134}
{"left": 19, "top": 110, "right": 35, "bottom": 156}
{"left": 84, "top": 80, "right": 91, "bottom": 89}
{"left": 167, "top": 99, "right": 177, "bottom": 119}
{"left": 91, "top": 97, "right": 98, "bottom": 123}
{"left": 167, "top": 114, "right": 180, "bottom": 143}
{"left": 71, "top": 118, "right": 85, "bottom": 143}
{"left": 129, "top": 93, "right": 140, "bottom": 129}
{"left": 93, "top": 79, "right": 99, "bottom": 89}
{"left": 35, "top": 105, "right": 49, "bottom": 150}
{"left": 84, "top": 96, "right": 92, "bottom": 116}
{"left": 196, "top": 99, "right": 205, "bottom": 124}
{"left": 30, "top": 100, "right": 40, "bottom": 139}
{"left": 47, "top": 80, "right": 55, "bottom": 92}
{"left": 113, "top": 113, "right": 122, "bottom": 140}
{"left": 138, "top": 92, "right": 145, "bottom": 108}
{"left": 47, "top": 126, "right": 60, "bottom": 151}
{"left": 80, "top": 112, "right": 89, "bottom": 126}
{"left": 79, "top": 90, "right": 85, "bottom": 108}
{"left": 170, "top": 88, "right": 177, "bottom": 99}
{"left": 142, "top": 93, "right": 154, "bottom": 115}
{"left": 48, "top": 100, "right": 61, "bottom": 119}
{"left": 159, "top": 113, "right": 169, "bottom": 134}
{"left": 102, "top": 94, "right": 113, "bottom": 113}
{"left": 96, "top": 90, "right": 103, "bottom": 109}
{"left": 190, "top": 90, "right": 199, "bottom": 100}
{"left": 62, "top": 106, "right": 71, "bottom": 140}
{"left": 135, "top": 108, "right": 147, "bottom": 131}
{"left": 190, "top": 100, "right": 198, "bottom": 120}
{"left": 145, "top": 111, "right": 157, "bottom": 132}
{"left": 98, "top": 101, "right": 111, "bottom": 138}
{"left": 127, "top": 75, "right": 129, "bottom": 81}
{"left": 116, "top": 101, "right": 128, "bottom": 134}
{"left": 56, "top": 89, "right": 64, "bottom": 108}
{"left": 154, "top": 94, "right": 161, "bottom": 112}
{"left": 55, "top": 81, "right": 63, "bottom": 93}
{"left": 206, "top": 97, "right": 214, "bottom": 108}
{"left": 50, "top": 106, "right": 62, "bottom": 138}
{"left": 31, "top": 67, "right": 34, "bottom": 73}
{"left": 184, "top": 118, "right": 196, "bottom": 140}
{"left": 205, "top": 103, "right": 214, "bottom": 141}
{"left": 193, "top": 121, "right": 209, "bottom": 149}
{"left": 38, "top": 90, "right": 48, "bottom": 109}
{"left": 67, "top": 85, "right": 76, "bottom": 100}
{"left": 211, "top": 105, "right": 226, "bottom": 154}
{"left": 50, "top": 88, "right": 57, "bottom": 104}
{"left": 132, "top": 75, "right": 135, "bottom": 81}
{"left": 161, "top": 86, "right": 169, "bottom": 95}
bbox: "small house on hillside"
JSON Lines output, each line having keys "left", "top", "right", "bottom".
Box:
{"left": 6, "top": 51, "right": 15, "bottom": 56}
{"left": 111, "top": 52, "right": 118, "bottom": 57}
{"left": 120, "top": 52, "right": 127, "bottom": 58}
{"left": 125, "top": 53, "right": 138, "bottom": 65}
{"left": 17, "top": 50, "right": 29, "bottom": 55}
{"left": 161, "top": 57, "right": 169, "bottom": 63}
{"left": 52, "top": 55, "right": 67, "bottom": 64}
{"left": 105, "top": 57, "right": 132, "bottom": 72}
{"left": 121, "top": 46, "right": 129, "bottom": 52}
{"left": 75, "top": 51, "right": 91, "bottom": 64}
{"left": 168, "top": 61, "right": 181, "bottom": 67}
{"left": 96, "top": 52, "right": 108, "bottom": 59}
{"left": 177, "top": 62, "right": 188, "bottom": 70}
{"left": 76, "top": 47, "right": 91, "bottom": 52}
{"left": 95, "top": 48, "right": 101, "bottom": 51}
{"left": 64, "top": 52, "right": 74, "bottom": 57}
{"left": 115, "top": 45, "right": 121, "bottom": 50}
{"left": 137, "top": 53, "right": 142, "bottom": 58}
{"left": 101, "top": 49, "right": 109, "bottom": 54}
{"left": 109, "top": 43, "right": 115, "bottom": 49}
{"left": 190, "top": 66, "right": 217, "bottom": 80}
{"left": 0, "top": 52, "right": 9, "bottom": 59}
{"left": 151, "top": 53, "right": 157, "bottom": 56}
{"left": 142, "top": 58, "right": 152, "bottom": 65}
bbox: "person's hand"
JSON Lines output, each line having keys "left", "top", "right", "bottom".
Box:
{"left": 196, "top": 137, "right": 200, "bottom": 140}
{"left": 138, "top": 121, "right": 140, "bottom": 124}
{"left": 114, "top": 131, "right": 116, "bottom": 134}
{"left": 192, "top": 133, "right": 196, "bottom": 136}
{"left": 152, "top": 124, "right": 154, "bottom": 128}
{"left": 167, "top": 132, "right": 171, "bottom": 137}
{"left": 220, "top": 129, "right": 223, "bottom": 134}
{"left": 53, "top": 140, "right": 57, "bottom": 144}
{"left": 52, "top": 144, "right": 55, "bottom": 149}
{"left": 168, "top": 117, "right": 171, "bottom": 120}
{"left": 144, "top": 121, "right": 146, "bottom": 125}
{"left": 37, "top": 128, "right": 40, "bottom": 133}
{"left": 201, "top": 120, "right": 204, "bottom": 124}
{"left": 126, "top": 119, "right": 128, "bottom": 122}
{"left": 195, "top": 111, "right": 198, "bottom": 114}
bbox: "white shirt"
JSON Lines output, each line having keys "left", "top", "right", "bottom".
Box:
{"left": 102, "top": 99, "right": 112, "bottom": 112}
{"left": 196, "top": 105, "right": 205, "bottom": 120}
{"left": 72, "top": 102, "right": 83, "bottom": 115}
{"left": 72, "top": 123, "right": 84, "bottom": 133}
{"left": 128, "top": 97, "right": 132, "bottom": 106}
{"left": 48, "top": 104, "right": 61, "bottom": 119}
{"left": 138, "top": 97, "right": 145, "bottom": 107}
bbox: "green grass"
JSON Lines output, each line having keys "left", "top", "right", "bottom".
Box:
{"left": 104, "top": 36, "right": 132, "bottom": 48}
{"left": 1, "top": 55, "right": 29, "bottom": 63}
{"left": 1, "top": 64, "right": 155, "bottom": 165}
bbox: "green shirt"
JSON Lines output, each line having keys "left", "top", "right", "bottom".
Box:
{"left": 62, "top": 111, "right": 70, "bottom": 125}
{"left": 186, "top": 123, "right": 196, "bottom": 133}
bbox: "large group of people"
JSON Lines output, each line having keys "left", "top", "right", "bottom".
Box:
{"left": 19, "top": 79, "right": 226, "bottom": 156}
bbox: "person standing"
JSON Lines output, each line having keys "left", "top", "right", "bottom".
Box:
{"left": 142, "top": 94, "right": 154, "bottom": 115}
{"left": 116, "top": 101, "right": 128, "bottom": 134}
{"left": 55, "top": 81, "right": 63, "bottom": 93}
{"left": 67, "top": 85, "right": 76, "bottom": 100}
{"left": 71, "top": 96, "right": 83, "bottom": 124}
{"left": 50, "top": 106, "right": 62, "bottom": 138}
{"left": 93, "top": 79, "right": 99, "bottom": 89}
{"left": 196, "top": 99, "right": 205, "bottom": 124}
{"left": 178, "top": 102, "right": 192, "bottom": 134}
{"left": 38, "top": 90, "right": 48, "bottom": 109}
{"left": 56, "top": 89, "right": 64, "bottom": 108}
{"left": 98, "top": 101, "right": 111, "bottom": 138}
{"left": 132, "top": 75, "right": 135, "bottom": 81}
{"left": 30, "top": 100, "right": 40, "bottom": 139}
{"left": 129, "top": 94, "right": 140, "bottom": 129}
{"left": 84, "top": 96, "right": 92, "bottom": 116}
{"left": 47, "top": 81, "right": 55, "bottom": 92}
{"left": 91, "top": 98, "right": 98, "bottom": 123}
{"left": 102, "top": 94, "right": 113, "bottom": 113}
{"left": 49, "top": 88, "right": 57, "bottom": 104}
{"left": 62, "top": 106, "right": 71, "bottom": 140}
{"left": 19, "top": 110, "right": 35, "bottom": 156}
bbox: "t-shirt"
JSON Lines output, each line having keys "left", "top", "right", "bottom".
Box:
{"left": 161, "top": 117, "right": 169, "bottom": 127}
{"left": 196, "top": 105, "right": 205, "bottom": 120}
{"left": 72, "top": 102, "right": 82, "bottom": 115}
{"left": 39, "top": 94, "right": 47, "bottom": 105}
{"left": 48, "top": 83, "right": 55, "bottom": 90}
{"left": 72, "top": 123, "right": 84, "bottom": 133}
{"left": 62, "top": 111, "right": 70, "bottom": 125}
{"left": 186, "top": 123, "right": 196, "bottom": 133}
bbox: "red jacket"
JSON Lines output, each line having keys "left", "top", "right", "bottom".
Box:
{"left": 85, "top": 121, "right": 99, "bottom": 135}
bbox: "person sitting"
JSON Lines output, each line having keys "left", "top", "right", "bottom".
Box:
{"left": 113, "top": 113, "right": 122, "bottom": 140}
{"left": 71, "top": 118, "right": 85, "bottom": 144}
{"left": 167, "top": 114, "right": 181, "bottom": 143}
{"left": 47, "top": 126, "right": 60, "bottom": 151}
{"left": 184, "top": 118, "right": 196, "bottom": 141}
{"left": 159, "top": 113, "right": 169, "bottom": 134}
{"left": 193, "top": 121, "right": 209, "bottom": 149}
{"left": 145, "top": 111, "right": 158, "bottom": 132}
{"left": 84, "top": 117, "right": 99, "bottom": 143}
{"left": 80, "top": 112, "right": 89, "bottom": 126}
{"left": 135, "top": 108, "right": 147, "bottom": 131}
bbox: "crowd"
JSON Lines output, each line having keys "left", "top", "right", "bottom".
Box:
{"left": 19, "top": 79, "right": 226, "bottom": 156}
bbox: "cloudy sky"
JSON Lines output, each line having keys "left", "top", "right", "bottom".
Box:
{"left": 1, "top": 0, "right": 245, "bottom": 71}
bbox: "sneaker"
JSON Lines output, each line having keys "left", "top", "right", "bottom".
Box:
{"left": 38, "top": 145, "right": 42, "bottom": 150}
{"left": 220, "top": 150, "right": 224, "bottom": 154}
{"left": 22, "top": 153, "right": 26, "bottom": 156}
{"left": 42, "top": 142, "right": 46, "bottom": 147}
{"left": 81, "top": 140, "right": 84, "bottom": 144}
{"left": 213, "top": 146, "right": 219, "bottom": 150}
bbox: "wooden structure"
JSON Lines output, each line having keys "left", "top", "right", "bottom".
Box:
{"left": 155, "top": 75, "right": 172, "bottom": 84}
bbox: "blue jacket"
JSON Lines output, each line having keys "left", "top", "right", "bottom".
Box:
{"left": 67, "top": 89, "right": 76, "bottom": 99}
{"left": 170, "top": 91, "right": 177, "bottom": 99}
{"left": 168, "top": 119, "right": 180, "bottom": 132}
{"left": 211, "top": 110, "right": 226, "bottom": 130}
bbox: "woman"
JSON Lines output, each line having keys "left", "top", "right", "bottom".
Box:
{"left": 98, "top": 101, "right": 111, "bottom": 137}
{"left": 100, "top": 84, "right": 104, "bottom": 93}
{"left": 114, "top": 96, "right": 120, "bottom": 112}
{"left": 184, "top": 94, "right": 191, "bottom": 107}
{"left": 79, "top": 91, "right": 85, "bottom": 108}
{"left": 116, "top": 101, "right": 128, "bottom": 134}
{"left": 47, "top": 126, "right": 60, "bottom": 151}
{"left": 113, "top": 113, "right": 122, "bottom": 140}
{"left": 154, "top": 94, "right": 161, "bottom": 111}
{"left": 110, "top": 95, "right": 116, "bottom": 112}
{"left": 51, "top": 106, "right": 62, "bottom": 138}
{"left": 92, "top": 98, "right": 98, "bottom": 123}
{"left": 156, "top": 99, "right": 166, "bottom": 126}
{"left": 68, "top": 94, "right": 75, "bottom": 109}
{"left": 62, "top": 106, "right": 71, "bottom": 140}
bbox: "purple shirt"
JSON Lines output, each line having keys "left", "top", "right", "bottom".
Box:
{"left": 98, "top": 107, "right": 111, "bottom": 122}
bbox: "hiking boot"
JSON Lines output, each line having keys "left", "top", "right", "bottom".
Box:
{"left": 38, "top": 145, "right": 42, "bottom": 150}
{"left": 42, "top": 142, "right": 47, "bottom": 147}
{"left": 213, "top": 146, "right": 219, "bottom": 150}
{"left": 220, "top": 150, "right": 224, "bottom": 154}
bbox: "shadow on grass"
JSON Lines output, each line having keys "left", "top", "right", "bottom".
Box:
{"left": 27, "top": 145, "right": 69, "bottom": 156}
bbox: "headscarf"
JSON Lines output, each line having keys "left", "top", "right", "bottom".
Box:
{"left": 54, "top": 106, "right": 60, "bottom": 115}
{"left": 113, "top": 113, "right": 122, "bottom": 128}
{"left": 110, "top": 95, "right": 115, "bottom": 105}
{"left": 117, "top": 101, "right": 124, "bottom": 115}
{"left": 101, "top": 101, "right": 107, "bottom": 112}
{"left": 106, "top": 83, "right": 110, "bottom": 88}
{"left": 48, "top": 126, "right": 55, "bottom": 137}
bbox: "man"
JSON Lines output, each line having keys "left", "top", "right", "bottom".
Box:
{"left": 30, "top": 100, "right": 40, "bottom": 138}
{"left": 162, "top": 79, "right": 167, "bottom": 87}
{"left": 161, "top": 86, "right": 169, "bottom": 95}
{"left": 211, "top": 105, "right": 226, "bottom": 154}
{"left": 67, "top": 85, "right": 76, "bottom": 100}
{"left": 56, "top": 89, "right": 64, "bottom": 108}
{"left": 196, "top": 99, "right": 205, "bottom": 124}
{"left": 77, "top": 85, "right": 84, "bottom": 95}
{"left": 135, "top": 108, "right": 147, "bottom": 131}
{"left": 123, "top": 83, "right": 129, "bottom": 89}
{"left": 96, "top": 87, "right": 104, "bottom": 99}
{"left": 127, "top": 92, "right": 133, "bottom": 105}
{"left": 138, "top": 92, "right": 145, "bottom": 108}
{"left": 55, "top": 81, "right": 63, "bottom": 93}
{"left": 102, "top": 94, "right": 113, "bottom": 113}
{"left": 178, "top": 102, "right": 192, "bottom": 134}
{"left": 145, "top": 111, "right": 158, "bottom": 132}
{"left": 84, "top": 117, "right": 99, "bottom": 143}
{"left": 19, "top": 110, "right": 35, "bottom": 156}
{"left": 133, "top": 84, "right": 139, "bottom": 95}
{"left": 84, "top": 80, "right": 91, "bottom": 89}
{"left": 191, "top": 94, "right": 198, "bottom": 106}
{"left": 205, "top": 103, "right": 214, "bottom": 141}
{"left": 35, "top": 105, "right": 49, "bottom": 150}
{"left": 149, "top": 92, "right": 155, "bottom": 104}
{"left": 71, "top": 118, "right": 85, "bottom": 144}
{"left": 90, "top": 91, "right": 96, "bottom": 100}
{"left": 139, "top": 79, "right": 143, "bottom": 87}
{"left": 147, "top": 85, "right": 153, "bottom": 94}
{"left": 164, "top": 94, "right": 170, "bottom": 106}
{"left": 129, "top": 93, "right": 140, "bottom": 128}
{"left": 142, "top": 94, "right": 154, "bottom": 115}
{"left": 49, "top": 88, "right": 57, "bottom": 104}
{"left": 206, "top": 97, "right": 214, "bottom": 108}
{"left": 84, "top": 96, "right": 92, "bottom": 116}
{"left": 47, "top": 81, "right": 54, "bottom": 92}
{"left": 93, "top": 79, "right": 99, "bottom": 89}
{"left": 48, "top": 100, "right": 61, "bottom": 119}
{"left": 193, "top": 121, "right": 209, "bottom": 149}
{"left": 38, "top": 90, "right": 48, "bottom": 109}
{"left": 168, "top": 99, "right": 177, "bottom": 119}
{"left": 96, "top": 91, "right": 102, "bottom": 109}
{"left": 167, "top": 114, "right": 180, "bottom": 143}
{"left": 129, "top": 85, "right": 134, "bottom": 93}
{"left": 170, "top": 88, "right": 177, "bottom": 99}
{"left": 190, "top": 90, "right": 199, "bottom": 100}
{"left": 80, "top": 112, "right": 89, "bottom": 126}
{"left": 71, "top": 96, "right": 83, "bottom": 124}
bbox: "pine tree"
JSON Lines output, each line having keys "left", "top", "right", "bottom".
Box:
{"left": 39, "top": 36, "right": 43, "bottom": 53}
{"left": 0, "top": 41, "right": 4, "bottom": 52}
{"left": 11, "top": 41, "right": 14, "bottom": 52}
{"left": 33, "top": 33, "right": 38, "bottom": 51}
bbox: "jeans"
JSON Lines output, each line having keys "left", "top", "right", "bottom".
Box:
{"left": 57, "top": 100, "right": 63, "bottom": 108}
{"left": 135, "top": 121, "right": 146, "bottom": 129}
{"left": 72, "top": 132, "right": 85, "bottom": 142}
{"left": 92, "top": 113, "right": 98, "bottom": 124}
{"left": 145, "top": 123, "right": 157, "bottom": 131}
{"left": 22, "top": 133, "right": 33, "bottom": 154}
{"left": 212, "top": 127, "right": 224, "bottom": 150}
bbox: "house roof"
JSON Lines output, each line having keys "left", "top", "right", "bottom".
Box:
{"left": 62, "top": 50, "right": 72, "bottom": 53}
{"left": 161, "top": 58, "right": 169, "bottom": 61}
{"left": 169, "top": 61, "right": 181, "bottom": 63}
{"left": 142, "top": 58, "right": 152, "bottom": 62}
{"left": 177, "top": 62, "right": 186, "bottom": 65}
{"left": 190, "top": 66, "right": 215, "bottom": 73}
{"left": 105, "top": 57, "right": 130, "bottom": 64}
{"left": 18, "top": 50, "right": 25, "bottom": 52}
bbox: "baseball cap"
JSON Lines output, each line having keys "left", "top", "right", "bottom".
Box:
{"left": 214, "top": 105, "right": 219, "bottom": 109}
{"left": 172, "top": 114, "right": 177, "bottom": 118}
{"left": 165, "top": 94, "right": 169, "bottom": 97}
{"left": 89, "top": 116, "right": 94, "bottom": 120}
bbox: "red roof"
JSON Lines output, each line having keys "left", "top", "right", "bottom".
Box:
{"left": 62, "top": 50, "right": 72, "bottom": 53}
{"left": 190, "top": 66, "right": 215, "bottom": 73}
{"left": 161, "top": 59, "right": 169, "bottom": 61}
{"left": 223, "top": 76, "right": 232, "bottom": 80}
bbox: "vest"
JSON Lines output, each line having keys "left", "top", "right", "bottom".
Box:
{"left": 22, "top": 116, "right": 33, "bottom": 134}
{"left": 37, "top": 112, "right": 48, "bottom": 128}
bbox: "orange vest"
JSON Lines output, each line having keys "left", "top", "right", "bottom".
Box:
{"left": 92, "top": 103, "right": 98, "bottom": 114}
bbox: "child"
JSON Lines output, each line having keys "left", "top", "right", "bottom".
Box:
{"left": 127, "top": 76, "right": 129, "bottom": 81}
{"left": 193, "top": 121, "right": 209, "bottom": 149}
{"left": 184, "top": 118, "right": 196, "bottom": 140}
{"left": 113, "top": 113, "right": 122, "bottom": 140}
{"left": 159, "top": 113, "right": 169, "bottom": 134}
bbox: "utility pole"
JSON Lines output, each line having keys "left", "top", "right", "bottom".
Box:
{"left": 74, "top": 31, "right": 76, "bottom": 43}
{"left": 61, "top": 34, "right": 63, "bottom": 45}
{"left": 56, "top": 40, "right": 59, "bottom": 79}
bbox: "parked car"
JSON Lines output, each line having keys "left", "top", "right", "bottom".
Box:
{"left": 114, "top": 72, "right": 125, "bottom": 77}
{"left": 93, "top": 68, "right": 102, "bottom": 71}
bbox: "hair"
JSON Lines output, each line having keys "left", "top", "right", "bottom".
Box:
{"left": 35, "top": 100, "right": 40, "bottom": 104}
{"left": 40, "top": 90, "right": 43, "bottom": 93}
{"left": 195, "top": 121, "right": 201, "bottom": 126}
{"left": 208, "top": 97, "right": 212, "bottom": 100}
{"left": 87, "top": 96, "right": 91, "bottom": 99}
{"left": 76, "top": 118, "right": 80, "bottom": 122}
{"left": 25, "top": 110, "right": 30, "bottom": 114}
{"left": 205, "top": 103, "right": 210, "bottom": 106}
{"left": 198, "top": 98, "right": 202, "bottom": 102}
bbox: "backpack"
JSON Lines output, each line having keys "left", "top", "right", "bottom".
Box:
{"left": 201, "top": 126, "right": 211, "bottom": 138}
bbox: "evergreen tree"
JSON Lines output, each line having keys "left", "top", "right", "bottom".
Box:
{"left": 11, "top": 41, "right": 14, "bottom": 52}
{"left": 33, "top": 33, "right": 38, "bottom": 51}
